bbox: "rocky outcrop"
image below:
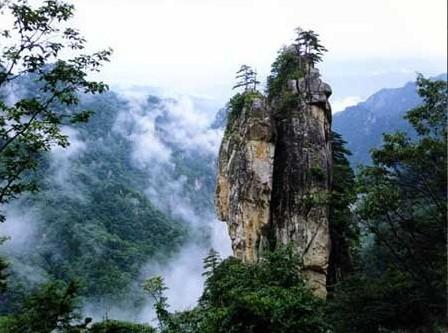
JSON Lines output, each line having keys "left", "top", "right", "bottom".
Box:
{"left": 216, "top": 97, "right": 275, "bottom": 263}
{"left": 215, "top": 68, "right": 333, "bottom": 297}
{"left": 271, "top": 71, "right": 332, "bottom": 297}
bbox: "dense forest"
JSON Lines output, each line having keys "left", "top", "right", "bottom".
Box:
{"left": 0, "top": 1, "right": 446, "bottom": 332}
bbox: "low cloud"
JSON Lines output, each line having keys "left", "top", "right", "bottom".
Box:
{"left": 138, "top": 221, "right": 232, "bottom": 322}
{"left": 114, "top": 89, "right": 231, "bottom": 319}
{"left": 1, "top": 202, "right": 38, "bottom": 254}
{"left": 1, "top": 86, "right": 232, "bottom": 322}
{"left": 51, "top": 126, "right": 87, "bottom": 183}
{"left": 114, "top": 95, "right": 172, "bottom": 166}
{"left": 331, "top": 96, "right": 364, "bottom": 113}
{"left": 0, "top": 202, "right": 47, "bottom": 284}
{"left": 157, "top": 97, "right": 223, "bottom": 155}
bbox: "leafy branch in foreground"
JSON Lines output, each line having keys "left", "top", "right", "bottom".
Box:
{"left": 0, "top": 0, "right": 112, "bottom": 220}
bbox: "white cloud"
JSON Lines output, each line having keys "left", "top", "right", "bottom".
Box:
{"left": 115, "top": 90, "right": 223, "bottom": 167}
{"left": 114, "top": 94, "right": 173, "bottom": 166}
{"left": 138, "top": 221, "right": 231, "bottom": 321}
{"left": 1, "top": 203, "right": 38, "bottom": 254}
{"left": 112, "top": 90, "right": 232, "bottom": 319}
{"left": 50, "top": 126, "right": 87, "bottom": 195}
{"left": 0, "top": 202, "right": 49, "bottom": 284}
{"left": 52, "top": 126, "right": 86, "bottom": 160}
{"left": 71, "top": 0, "right": 446, "bottom": 102}
{"left": 331, "top": 96, "right": 364, "bottom": 113}
{"left": 158, "top": 97, "right": 223, "bottom": 155}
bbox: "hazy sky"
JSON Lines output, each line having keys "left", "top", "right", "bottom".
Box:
{"left": 72, "top": 0, "right": 446, "bottom": 108}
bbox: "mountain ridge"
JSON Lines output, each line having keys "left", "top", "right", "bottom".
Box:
{"left": 333, "top": 73, "right": 446, "bottom": 166}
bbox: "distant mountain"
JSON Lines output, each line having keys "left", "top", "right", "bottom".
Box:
{"left": 333, "top": 74, "right": 446, "bottom": 166}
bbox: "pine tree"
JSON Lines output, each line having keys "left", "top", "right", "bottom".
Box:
{"left": 293, "top": 27, "right": 327, "bottom": 67}
{"left": 143, "top": 276, "right": 170, "bottom": 331}
{"left": 329, "top": 75, "right": 447, "bottom": 332}
{"left": 327, "top": 131, "right": 358, "bottom": 289}
{"left": 233, "top": 65, "right": 259, "bottom": 91}
{"left": 202, "top": 248, "right": 221, "bottom": 278}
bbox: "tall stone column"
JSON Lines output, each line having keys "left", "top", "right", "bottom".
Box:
{"left": 270, "top": 70, "right": 332, "bottom": 297}
{"left": 215, "top": 69, "right": 333, "bottom": 298}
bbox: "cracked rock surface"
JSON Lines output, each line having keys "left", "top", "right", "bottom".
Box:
{"left": 216, "top": 69, "right": 332, "bottom": 298}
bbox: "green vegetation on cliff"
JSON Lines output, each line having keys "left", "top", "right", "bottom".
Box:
{"left": 267, "top": 29, "right": 326, "bottom": 100}
{"left": 224, "top": 90, "right": 264, "bottom": 137}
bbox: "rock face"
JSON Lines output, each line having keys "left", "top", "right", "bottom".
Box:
{"left": 216, "top": 97, "right": 275, "bottom": 263}
{"left": 216, "top": 68, "right": 333, "bottom": 297}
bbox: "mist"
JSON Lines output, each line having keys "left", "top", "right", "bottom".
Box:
{"left": 0, "top": 83, "right": 232, "bottom": 322}
{"left": 75, "top": 88, "right": 232, "bottom": 322}
{"left": 0, "top": 203, "right": 48, "bottom": 285}
{"left": 114, "top": 88, "right": 232, "bottom": 318}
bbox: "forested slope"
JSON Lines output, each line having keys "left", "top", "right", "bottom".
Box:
{"left": 0, "top": 80, "right": 223, "bottom": 316}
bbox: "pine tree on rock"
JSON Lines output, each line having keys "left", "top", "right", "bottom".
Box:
{"left": 293, "top": 27, "right": 328, "bottom": 67}
{"left": 233, "top": 65, "right": 260, "bottom": 91}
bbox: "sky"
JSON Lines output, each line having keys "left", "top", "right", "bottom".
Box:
{"left": 53, "top": 0, "right": 448, "bottom": 110}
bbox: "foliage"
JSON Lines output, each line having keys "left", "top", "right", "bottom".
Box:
{"left": 329, "top": 75, "right": 447, "bottom": 332}
{"left": 266, "top": 47, "right": 303, "bottom": 100}
{"left": 0, "top": 279, "right": 156, "bottom": 333}
{"left": 0, "top": 280, "right": 82, "bottom": 333}
{"left": 327, "top": 131, "right": 358, "bottom": 288}
{"left": 293, "top": 28, "right": 327, "bottom": 66}
{"left": 0, "top": 257, "right": 6, "bottom": 294}
{"left": 224, "top": 89, "right": 263, "bottom": 137}
{"left": 405, "top": 74, "right": 447, "bottom": 138}
{"left": 0, "top": 0, "right": 112, "bottom": 220}
{"left": 267, "top": 27, "right": 326, "bottom": 100}
{"left": 232, "top": 65, "right": 260, "bottom": 92}
{"left": 88, "top": 320, "right": 156, "bottom": 333}
{"left": 202, "top": 249, "right": 221, "bottom": 279}
{"left": 145, "top": 247, "right": 330, "bottom": 333}
{"left": 143, "top": 276, "right": 169, "bottom": 331}
{"left": 0, "top": 237, "right": 7, "bottom": 294}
